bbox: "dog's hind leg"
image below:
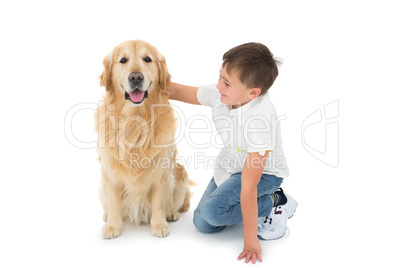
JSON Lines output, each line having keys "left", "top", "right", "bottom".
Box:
{"left": 169, "top": 163, "right": 193, "bottom": 218}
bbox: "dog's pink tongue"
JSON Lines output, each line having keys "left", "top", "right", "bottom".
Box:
{"left": 129, "top": 89, "right": 145, "bottom": 102}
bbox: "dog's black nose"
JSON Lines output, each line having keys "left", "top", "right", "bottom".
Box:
{"left": 129, "top": 72, "right": 144, "bottom": 83}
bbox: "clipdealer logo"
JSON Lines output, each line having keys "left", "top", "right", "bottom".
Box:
{"left": 64, "top": 100, "right": 340, "bottom": 168}
{"left": 301, "top": 100, "right": 339, "bottom": 168}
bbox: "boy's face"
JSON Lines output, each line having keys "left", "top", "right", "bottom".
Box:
{"left": 217, "top": 65, "right": 261, "bottom": 109}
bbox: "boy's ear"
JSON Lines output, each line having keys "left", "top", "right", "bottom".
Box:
{"left": 249, "top": 88, "right": 261, "bottom": 100}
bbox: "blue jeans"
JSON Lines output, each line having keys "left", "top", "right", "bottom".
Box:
{"left": 193, "top": 173, "right": 283, "bottom": 233}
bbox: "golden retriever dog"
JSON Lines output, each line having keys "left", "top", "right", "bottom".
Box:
{"left": 95, "top": 40, "right": 191, "bottom": 239}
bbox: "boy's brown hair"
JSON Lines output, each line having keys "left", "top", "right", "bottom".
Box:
{"left": 222, "top": 42, "right": 280, "bottom": 96}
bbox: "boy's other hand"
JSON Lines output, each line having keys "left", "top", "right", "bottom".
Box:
{"left": 237, "top": 238, "right": 262, "bottom": 264}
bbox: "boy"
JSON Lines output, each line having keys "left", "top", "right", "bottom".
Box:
{"left": 167, "top": 43, "right": 297, "bottom": 264}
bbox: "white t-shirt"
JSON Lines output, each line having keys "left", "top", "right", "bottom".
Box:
{"left": 197, "top": 84, "right": 289, "bottom": 186}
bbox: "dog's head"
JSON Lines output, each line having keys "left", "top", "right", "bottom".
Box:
{"left": 100, "top": 40, "right": 171, "bottom": 106}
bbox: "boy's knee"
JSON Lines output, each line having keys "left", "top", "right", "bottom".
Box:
{"left": 201, "top": 196, "right": 231, "bottom": 225}
{"left": 201, "top": 207, "right": 223, "bottom": 226}
{"left": 193, "top": 208, "right": 225, "bottom": 234}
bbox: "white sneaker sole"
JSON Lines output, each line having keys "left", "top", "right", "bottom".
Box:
{"left": 257, "top": 230, "right": 287, "bottom": 241}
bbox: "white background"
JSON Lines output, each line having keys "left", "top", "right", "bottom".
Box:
{"left": 1, "top": 0, "right": 401, "bottom": 267}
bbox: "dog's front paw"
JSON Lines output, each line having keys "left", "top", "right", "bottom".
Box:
{"left": 167, "top": 211, "right": 181, "bottom": 222}
{"left": 102, "top": 223, "right": 122, "bottom": 239}
{"left": 151, "top": 223, "right": 169, "bottom": 238}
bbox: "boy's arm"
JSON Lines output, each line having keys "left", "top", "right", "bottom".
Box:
{"left": 238, "top": 151, "right": 268, "bottom": 264}
{"left": 166, "top": 82, "right": 201, "bottom": 105}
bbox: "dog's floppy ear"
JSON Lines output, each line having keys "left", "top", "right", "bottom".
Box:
{"left": 99, "top": 50, "right": 113, "bottom": 92}
{"left": 158, "top": 52, "right": 171, "bottom": 91}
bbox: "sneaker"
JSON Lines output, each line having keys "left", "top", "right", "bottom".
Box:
{"left": 257, "top": 189, "right": 298, "bottom": 240}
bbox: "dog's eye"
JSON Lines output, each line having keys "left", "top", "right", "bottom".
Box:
{"left": 120, "top": 57, "right": 128, "bottom": 64}
{"left": 144, "top": 56, "right": 152, "bottom": 63}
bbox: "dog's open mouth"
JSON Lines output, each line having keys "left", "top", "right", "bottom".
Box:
{"left": 125, "top": 88, "right": 148, "bottom": 104}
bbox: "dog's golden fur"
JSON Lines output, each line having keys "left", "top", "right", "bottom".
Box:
{"left": 95, "top": 40, "right": 191, "bottom": 239}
